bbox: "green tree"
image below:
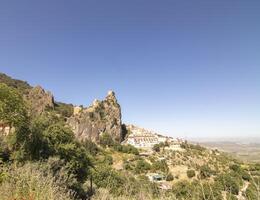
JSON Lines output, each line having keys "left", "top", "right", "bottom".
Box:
{"left": 0, "top": 83, "right": 30, "bottom": 161}
{"left": 0, "top": 83, "right": 28, "bottom": 128}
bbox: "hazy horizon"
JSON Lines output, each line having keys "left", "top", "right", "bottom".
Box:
{"left": 1, "top": 0, "right": 259, "bottom": 139}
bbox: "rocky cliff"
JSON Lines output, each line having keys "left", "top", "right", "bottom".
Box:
{"left": 0, "top": 73, "right": 55, "bottom": 116}
{"left": 67, "top": 91, "right": 123, "bottom": 142}
{"left": 24, "top": 86, "right": 54, "bottom": 116}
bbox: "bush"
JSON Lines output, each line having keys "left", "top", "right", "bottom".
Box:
{"left": 215, "top": 173, "right": 240, "bottom": 195}
{"left": 99, "top": 133, "right": 115, "bottom": 148}
{"left": 166, "top": 173, "right": 174, "bottom": 181}
{"left": 112, "top": 142, "right": 139, "bottom": 155}
{"left": 92, "top": 165, "right": 125, "bottom": 196}
{"left": 152, "top": 160, "right": 169, "bottom": 173}
{"left": 0, "top": 162, "right": 73, "bottom": 200}
{"left": 229, "top": 164, "right": 241, "bottom": 172}
{"left": 187, "top": 169, "right": 196, "bottom": 178}
{"left": 241, "top": 170, "right": 251, "bottom": 181}
{"left": 134, "top": 159, "right": 151, "bottom": 174}
{"left": 103, "top": 154, "right": 113, "bottom": 165}
{"left": 54, "top": 102, "right": 74, "bottom": 118}
{"left": 152, "top": 144, "right": 160, "bottom": 152}
{"left": 199, "top": 165, "right": 212, "bottom": 179}
{"left": 83, "top": 139, "right": 100, "bottom": 156}
{"left": 119, "top": 144, "right": 139, "bottom": 155}
{"left": 245, "top": 183, "right": 259, "bottom": 200}
{"left": 172, "top": 180, "right": 193, "bottom": 199}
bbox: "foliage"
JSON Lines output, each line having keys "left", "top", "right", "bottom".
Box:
{"left": 241, "top": 170, "right": 251, "bottom": 181}
{"left": 152, "top": 144, "right": 160, "bottom": 152}
{"left": 0, "top": 73, "right": 31, "bottom": 93}
{"left": 172, "top": 180, "right": 193, "bottom": 199}
{"left": 152, "top": 160, "right": 169, "bottom": 173}
{"left": 0, "top": 162, "right": 73, "bottom": 200}
{"left": 100, "top": 133, "right": 139, "bottom": 155}
{"left": 92, "top": 165, "right": 125, "bottom": 196}
{"left": 166, "top": 173, "right": 174, "bottom": 181}
{"left": 199, "top": 165, "right": 213, "bottom": 179}
{"left": 134, "top": 159, "right": 151, "bottom": 174}
{"left": 0, "top": 83, "right": 28, "bottom": 128}
{"left": 83, "top": 139, "right": 100, "bottom": 156}
{"left": 229, "top": 163, "right": 241, "bottom": 172}
{"left": 99, "top": 132, "right": 115, "bottom": 147}
{"left": 114, "top": 143, "right": 139, "bottom": 155}
{"left": 215, "top": 173, "right": 240, "bottom": 195}
{"left": 0, "top": 83, "right": 31, "bottom": 161}
{"left": 187, "top": 169, "right": 196, "bottom": 178}
{"left": 102, "top": 154, "right": 113, "bottom": 165}
{"left": 181, "top": 142, "right": 206, "bottom": 152}
{"left": 54, "top": 102, "right": 74, "bottom": 118}
{"left": 245, "top": 182, "right": 259, "bottom": 200}
{"left": 152, "top": 142, "right": 166, "bottom": 152}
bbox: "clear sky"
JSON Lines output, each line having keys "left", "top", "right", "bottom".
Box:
{"left": 0, "top": 0, "right": 260, "bottom": 139}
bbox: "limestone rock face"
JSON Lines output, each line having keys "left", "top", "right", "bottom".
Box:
{"left": 24, "top": 86, "right": 54, "bottom": 116}
{"left": 67, "top": 91, "right": 122, "bottom": 142}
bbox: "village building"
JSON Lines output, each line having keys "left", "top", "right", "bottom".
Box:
{"left": 124, "top": 125, "right": 185, "bottom": 150}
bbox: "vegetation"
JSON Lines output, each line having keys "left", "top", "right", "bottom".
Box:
{"left": 54, "top": 102, "right": 74, "bottom": 118}
{"left": 187, "top": 169, "right": 196, "bottom": 178}
{"left": 1, "top": 77, "right": 260, "bottom": 200}
{"left": 0, "top": 73, "right": 31, "bottom": 93}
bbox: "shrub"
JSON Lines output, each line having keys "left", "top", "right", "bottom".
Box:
{"left": 241, "top": 170, "right": 251, "bottom": 181}
{"left": 83, "top": 139, "right": 100, "bottom": 156}
{"left": 152, "top": 160, "right": 169, "bottom": 173}
{"left": 92, "top": 165, "right": 125, "bottom": 196}
{"left": 245, "top": 183, "right": 259, "bottom": 200}
{"left": 134, "top": 159, "right": 151, "bottom": 174}
{"left": 99, "top": 133, "right": 115, "bottom": 148}
{"left": 187, "top": 169, "right": 196, "bottom": 178}
{"left": 0, "top": 162, "right": 73, "bottom": 200}
{"left": 229, "top": 164, "right": 241, "bottom": 172}
{"left": 103, "top": 154, "right": 113, "bottom": 165}
{"left": 172, "top": 180, "right": 193, "bottom": 199}
{"left": 113, "top": 143, "right": 139, "bottom": 155}
{"left": 152, "top": 144, "right": 160, "bottom": 152}
{"left": 199, "top": 165, "right": 212, "bottom": 179}
{"left": 215, "top": 173, "right": 240, "bottom": 195}
{"left": 166, "top": 173, "right": 174, "bottom": 181}
{"left": 54, "top": 102, "right": 74, "bottom": 118}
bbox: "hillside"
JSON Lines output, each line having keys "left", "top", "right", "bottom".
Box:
{"left": 199, "top": 141, "right": 260, "bottom": 163}
{"left": 0, "top": 73, "right": 260, "bottom": 200}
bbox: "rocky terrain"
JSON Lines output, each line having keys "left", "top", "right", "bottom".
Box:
{"left": 1, "top": 72, "right": 260, "bottom": 200}
{"left": 67, "top": 91, "right": 123, "bottom": 142}
{"left": 24, "top": 85, "right": 54, "bottom": 116}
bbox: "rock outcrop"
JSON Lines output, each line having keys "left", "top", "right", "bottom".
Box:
{"left": 67, "top": 91, "right": 123, "bottom": 142}
{"left": 24, "top": 86, "right": 54, "bottom": 116}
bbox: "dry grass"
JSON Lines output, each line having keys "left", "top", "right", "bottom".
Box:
{"left": 0, "top": 163, "right": 73, "bottom": 200}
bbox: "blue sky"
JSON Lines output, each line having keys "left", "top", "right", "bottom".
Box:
{"left": 0, "top": 0, "right": 260, "bottom": 139}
